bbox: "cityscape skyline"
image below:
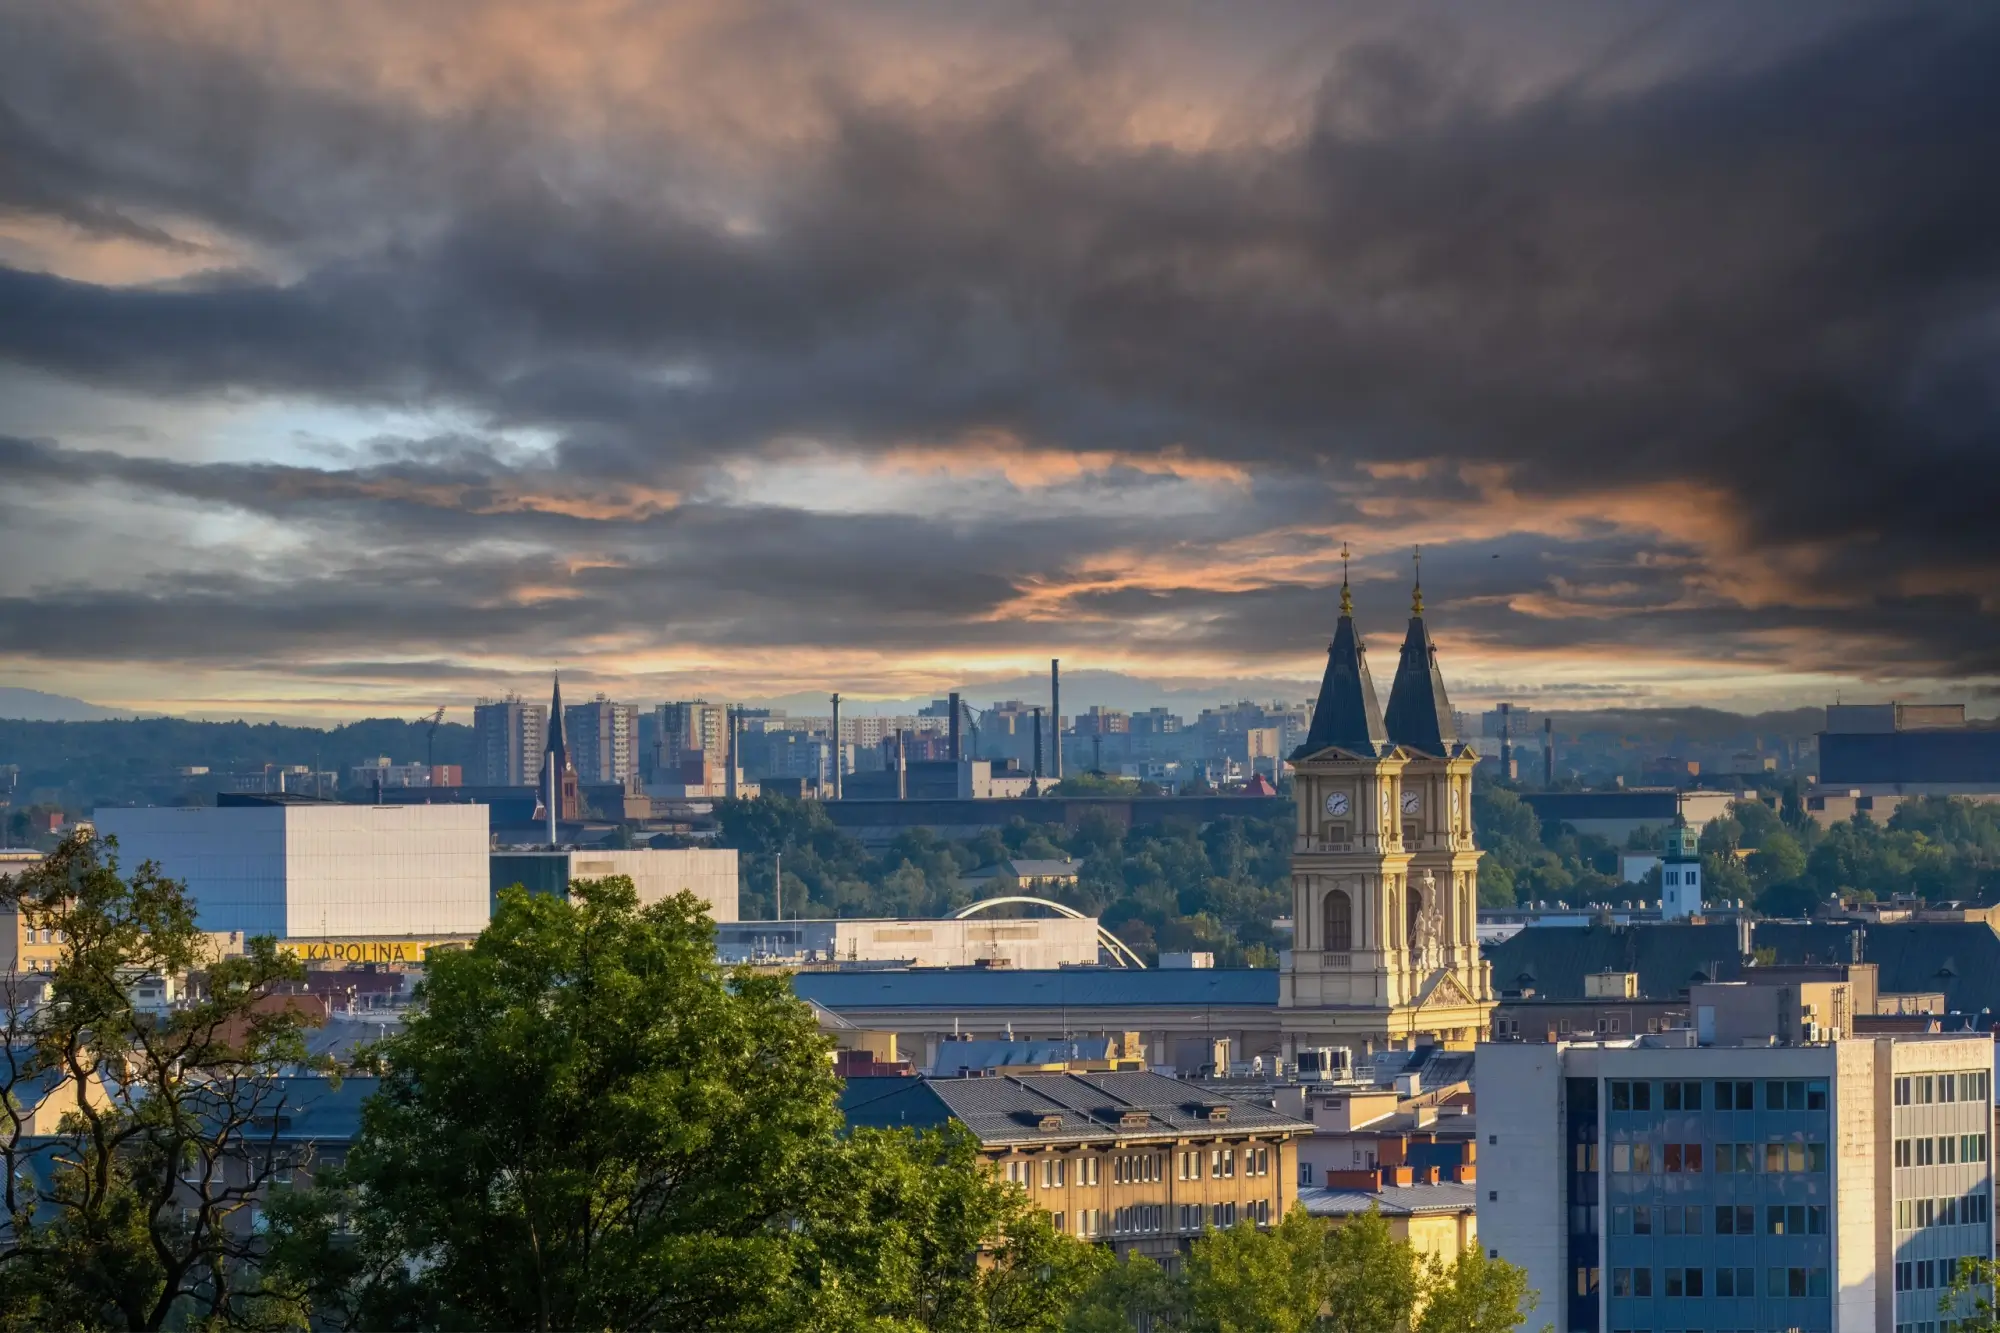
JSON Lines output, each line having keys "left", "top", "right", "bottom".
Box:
{"left": 5, "top": 3, "right": 2000, "bottom": 722}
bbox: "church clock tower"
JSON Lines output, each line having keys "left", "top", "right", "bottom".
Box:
{"left": 1280, "top": 549, "right": 1495, "bottom": 1056}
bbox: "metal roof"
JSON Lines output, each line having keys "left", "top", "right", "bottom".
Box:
{"left": 841, "top": 1070, "right": 1309, "bottom": 1147}
{"left": 792, "top": 968, "right": 1281, "bottom": 1011}
{"left": 1298, "top": 1180, "right": 1479, "bottom": 1217}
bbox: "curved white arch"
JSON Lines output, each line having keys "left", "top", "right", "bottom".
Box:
{"left": 951, "top": 895, "right": 1147, "bottom": 969}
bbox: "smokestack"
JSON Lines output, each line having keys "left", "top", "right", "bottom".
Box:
{"left": 896, "top": 729, "right": 908, "bottom": 800}
{"left": 1499, "top": 702, "right": 1513, "bottom": 779}
{"left": 1032, "top": 706, "right": 1044, "bottom": 780}
{"left": 949, "top": 691, "right": 961, "bottom": 762}
{"left": 1051, "top": 659, "right": 1063, "bottom": 781}
{"left": 725, "top": 706, "right": 738, "bottom": 799}
{"left": 1544, "top": 717, "right": 1555, "bottom": 787}
{"left": 830, "top": 693, "right": 842, "bottom": 800}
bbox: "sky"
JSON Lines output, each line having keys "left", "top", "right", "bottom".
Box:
{"left": 3, "top": 1, "right": 1999, "bottom": 723}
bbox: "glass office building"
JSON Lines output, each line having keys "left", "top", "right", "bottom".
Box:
{"left": 1483, "top": 1034, "right": 1994, "bottom": 1332}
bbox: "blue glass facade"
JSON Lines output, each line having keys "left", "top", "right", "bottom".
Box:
{"left": 1600, "top": 1076, "right": 1834, "bottom": 1333}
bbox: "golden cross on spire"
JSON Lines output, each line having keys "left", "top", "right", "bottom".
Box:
{"left": 1339, "top": 542, "right": 1353, "bottom": 616}
{"left": 1412, "top": 545, "right": 1424, "bottom": 615}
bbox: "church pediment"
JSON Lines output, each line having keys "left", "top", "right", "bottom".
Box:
{"left": 1413, "top": 969, "right": 1480, "bottom": 1010}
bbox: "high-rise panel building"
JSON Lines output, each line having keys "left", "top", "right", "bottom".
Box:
{"left": 1481, "top": 1032, "right": 1995, "bottom": 1333}
{"left": 473, "top": 695, "right": 547, "bottom": 787}
{"left": 566, "top": 695, "right": 640, "bottom": 787}
{"left": 655, "top": 700, "right": 728, "bottom": 775}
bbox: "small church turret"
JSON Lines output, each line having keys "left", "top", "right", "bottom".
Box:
{"left": 1660, "top": 814, "right": 1703, "bottom": 920}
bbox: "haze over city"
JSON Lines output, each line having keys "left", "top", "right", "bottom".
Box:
{"left": 4, "top": 1, "right": 2000, "bottom": 722}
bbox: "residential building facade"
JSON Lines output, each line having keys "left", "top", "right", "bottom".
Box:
{"left": 566, "top": 696, "right": 640, "bottom": 788}
{"left": 473, "top": 694, "right": 548, "bottom": 786}
{"left": 1480, "top": 1033, "right": 1995, "bottom": 1333}
{"left": 840, "top": 1070, "right": 1307, "bottom": 1259}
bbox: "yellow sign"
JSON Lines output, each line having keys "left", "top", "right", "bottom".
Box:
{"left": 278, "top": 937, "right": 468, "bottom": 965}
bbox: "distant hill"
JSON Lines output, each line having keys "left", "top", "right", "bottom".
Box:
{"left": 0, "top": 715, "right": 478, "bottom": 812}
{"left": 0, "top": 688, "right": 137, "bottom": 722}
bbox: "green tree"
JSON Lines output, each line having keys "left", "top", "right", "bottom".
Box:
{"left": 1320, "top": 1206, "right": 1422, "bottom": 1333}
{"left": 270, "top": 876, "right": 1102, "bottom": 1331}
{"left": 1747, "top": 830, "right": 1807, "bottom": 888}
{"left": 1183, "top": 1209, "right": 1329, "bottom": 1333}
{"left": 1940, "top": 1254, "right": 1998, "bottom": 1329}
{"left": 272, "top": 877, "right": 843, "bottom": 1331}
{"left": 1064, "top": 1252, "right": 1180, "bottom": 1333}
{"left": 0, "top": 833, "right": 319, "bottom": 1331}
{"left": 1415, "top": 1247, "right": 1538, "bottom": 1333}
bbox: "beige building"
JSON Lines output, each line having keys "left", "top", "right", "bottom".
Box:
{"left": 1298, "top": 1179, "right": 1479, "bottom": 1267}
{"left": 841, "top": 1069, "right": 1307, "bottom": 1259}
{"left": 1279, "top": 568, "right": 1495, "bottom": 1055}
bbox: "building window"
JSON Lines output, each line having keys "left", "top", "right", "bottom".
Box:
{"left": 1324, "top": 890, "right": 1353, "bottom": 953}
{"left": 1714, "top": 1079, "right": 1755, "bottom": 1110}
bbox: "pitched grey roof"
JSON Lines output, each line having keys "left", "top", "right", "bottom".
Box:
{"left": 1298, "top": 1181, "right": 1479, "bottom": 1217}
{"left": 1383, "top": 615, "right": 1457, "bottom": 758}
{"left": 932, "top": 1037, "right": 1116, "bottom": 1074}
{"left": 1295, "top": 610, "right": 1390, "bottom": 760}
{"left": 842, "top": 1069, "right": 1309, "bottom": 1147}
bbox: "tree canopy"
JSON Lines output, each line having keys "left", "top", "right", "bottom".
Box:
{"left": 267, "top": 876, "right": 1105, "bottom": 1331}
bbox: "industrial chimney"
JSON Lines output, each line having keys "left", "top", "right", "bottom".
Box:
{"left": 949, "top": 691, "right": 961, "bottom": 762}
{"left": 830, "top": 692, "right": 842, "bottom": 800}
{"left": 1051, "top": 659, "right": 1063, "bottom": 781}
{"left": 1032, "top": 705, "right": 1044, "bottom": 782}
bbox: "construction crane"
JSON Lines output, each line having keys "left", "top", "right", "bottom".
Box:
{"left": 420, "top": 706, "right": 446, "bottom": 773}
{"left": 957, "top": 698, "right": 981, "bottom": 761}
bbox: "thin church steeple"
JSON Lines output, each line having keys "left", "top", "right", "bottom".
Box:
{"left": 1383, "top": 546, "right": 1457, "bottom": 758}
{"left": 1295, "top": 544, "right": 1390, "bottom": 759}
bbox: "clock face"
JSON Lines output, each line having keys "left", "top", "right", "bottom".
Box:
{"left": 1324, "top": 791, "right": 1349, "bottom": 817}
{"left": 1401, "top": 790, "right": 1421, "bottom": 816}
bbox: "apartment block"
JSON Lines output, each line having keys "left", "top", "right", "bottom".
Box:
{"left": 1480, "top": 1033, "right": 1995, "bottom": 1333}
{"left": 473, "top": 695, "right": 548, "bottom": 786}
{"left": 840, "top": 1070, "right": 1307, "bottom": 1260}
{"left": 566, "top": 696, "right": 640, "bottom": 787}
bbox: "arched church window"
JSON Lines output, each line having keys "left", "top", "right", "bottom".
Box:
{"left": 1324, "top": 890, "right": 1352, "bottom": 953}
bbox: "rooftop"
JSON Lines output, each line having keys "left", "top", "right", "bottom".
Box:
{"left": 1298, "top": 1180, "right": 1480, "bottom": 1218}
{"left": 841, "top": 1069, "right": 1310, "bottom": 1147}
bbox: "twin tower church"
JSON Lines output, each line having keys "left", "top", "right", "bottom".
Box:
{"left": 1279, "top": 557, "right": 1497, "bottom": 1053}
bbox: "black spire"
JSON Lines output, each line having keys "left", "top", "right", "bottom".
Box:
{"left": 1293, "top": 545, "right": 1390, "bottom": 759}
{"left": 1383, "top": 547, "right": 1457, "bottom": 757}
{"left": 546, "top": 671, "right": 569, "bottom": 772}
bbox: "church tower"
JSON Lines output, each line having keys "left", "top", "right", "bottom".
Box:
{"left": 541, "top": 671, "right": 582, "bottom": 827}
{"left": 1280, "top": 549, "right": 1495, "bottom": 1055}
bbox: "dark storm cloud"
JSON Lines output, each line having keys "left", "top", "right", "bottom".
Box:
{"left": 4, "top": 1, "right": 2000, "bottom": 686}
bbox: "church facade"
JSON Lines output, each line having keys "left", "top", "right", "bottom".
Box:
{"left": 1279, "top": 560, "right": 1496, "bottom": 1055}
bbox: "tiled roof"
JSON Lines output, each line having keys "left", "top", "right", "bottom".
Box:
{"left": 1298, "top": 1180, "right": 1479, "bottom": 1217}
{"left": 793, "top": 968, "right": 1281, "bottom": 1011}
{"left": 841, "top": 1070, "right": 1309, "bottom": 1147}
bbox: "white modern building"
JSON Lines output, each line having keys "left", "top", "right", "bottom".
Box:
{"left": 95, "top": 802, "right": 491, "bottom": 937}
{"left": 1480, "top": 1032, "right": 1995, "bottom": 1333}
{"left": 713, "top": 914, "right": 1102, "bottom": 969}
{"left": 489, "top": 848, "right": 739, "bottom": 922}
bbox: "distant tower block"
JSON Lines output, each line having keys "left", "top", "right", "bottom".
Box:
{"left": 1661, "top": 815, "right": 1703, "bottom": 920}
